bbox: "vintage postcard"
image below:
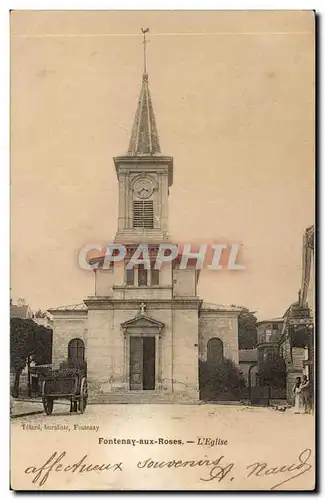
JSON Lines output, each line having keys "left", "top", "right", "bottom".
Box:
{"left": 10, "top": 10, "right": 315, "bottom": 491}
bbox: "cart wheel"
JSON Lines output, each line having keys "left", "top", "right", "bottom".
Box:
{"left": 43, "top": 397, "right": 54, "bottom": 415}
{"left": 79, "top": 378, "right": 88, "bottom": 413}
{"left": 70, "top": 401, "right": 78, "bottom": 413}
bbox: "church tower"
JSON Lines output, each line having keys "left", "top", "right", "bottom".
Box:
{"left": 114, "top": 41, "right": 173, "bottom": 244}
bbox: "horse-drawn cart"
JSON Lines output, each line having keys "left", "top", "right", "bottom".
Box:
{"left": 41, "top": 368, "right": 88, "bottom": 415}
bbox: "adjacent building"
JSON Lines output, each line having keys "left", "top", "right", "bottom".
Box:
{"left": 279, "top": 225, "right": 315, "bottom": 404}
{"left": 238, "top": 349, "right": 257, "bottom": 389}
{"left": 257, "top": 318, "right": 284, "bottom": 366}
{"left": 10, "top": 299, "right": 33, "bottom": 320}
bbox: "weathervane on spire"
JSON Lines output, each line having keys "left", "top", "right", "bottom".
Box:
{"left": 141, "top": 28, "right": 149, "bottom": 76}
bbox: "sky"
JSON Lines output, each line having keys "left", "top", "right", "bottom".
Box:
{"left": 10, "top": 10, "right": 315, "bottom": 320}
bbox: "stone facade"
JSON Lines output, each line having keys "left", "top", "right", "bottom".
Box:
{"left": 50, "top": 298, "right": 240, "bottom": 403}
{"left": 199, "top": 306, "right": 240, "bottom": 364}
{"left": 49, "top": 71, "right": 241, "bottom": 403}
{"left": 51, "top": 308, "right": 88, "bottom": 370}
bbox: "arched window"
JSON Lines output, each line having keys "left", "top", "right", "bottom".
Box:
{"left": 207, "top": 338, "right": 224, "bottom": 364}
{"left": 68, "top": 338, "right": 85, "bottom": 366}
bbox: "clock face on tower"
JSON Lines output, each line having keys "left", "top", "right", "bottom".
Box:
{"left": 134, "top": 178, "right": 154, "bottom": 199}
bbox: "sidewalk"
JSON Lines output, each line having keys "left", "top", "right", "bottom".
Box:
{"left": 10, "top": 398, "right": 44, "bottom": 418}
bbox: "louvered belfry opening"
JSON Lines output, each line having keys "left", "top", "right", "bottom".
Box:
{"left": 133, "top": 200, "right": 154, "bottom": 228}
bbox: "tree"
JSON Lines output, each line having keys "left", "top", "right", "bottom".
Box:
{"left": 199, "top": 358, "right": 246, "bottom": 400}
{"left": 10, "top": 319, "right": 34, "bottom": 397}
{"left": 232, "top": 306, "right": 258, "bottom": 349}
{"left": 10, "top": 318, "right": 52, "bottom": 397}
{"left": 32, "top": 325, "right": 52, "bottom": 365}
{"left": 34, "top": 309, "right": 47, "bottom": 319}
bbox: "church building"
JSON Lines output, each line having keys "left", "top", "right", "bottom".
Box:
{"left": 49, "top": 48, "right": 241, "bottom": 403}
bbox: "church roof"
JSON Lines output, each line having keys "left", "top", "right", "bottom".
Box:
{"left": 48, "top": 303, "right": 88, "bottom": 313}
{"left": 201, "top": 302, "right": 242, "bottom": 313}
{"left": 127, "top": 73, "right": 161, "bottom": 157}
{"left": 257, "top": 317, "right": 284, "bottom": 324}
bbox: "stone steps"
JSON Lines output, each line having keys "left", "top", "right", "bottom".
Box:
{"left": 88, "top": 391, "right": 199, "bottom": 405}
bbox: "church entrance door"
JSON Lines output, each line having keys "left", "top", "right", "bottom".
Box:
{"left": 129, "top": 336, "right": 155, "bottom": 390}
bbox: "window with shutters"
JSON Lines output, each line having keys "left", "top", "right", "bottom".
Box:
{"left": 126, "top": 268, "right": 134, "bottom": 285}
{"left": 151, "top": 264, "right": 159, "bottom": 285}
{"left": 138, "top": 265, "right": 148, "bottom": 286}
{"left": 133, "top": 200, "right": 154, "bottom": 228}
{"left": 124, "top": 263, "right": 159, "bottom": 287}
{"left": 68, "top": 338, "right": 85, "bottom": 366}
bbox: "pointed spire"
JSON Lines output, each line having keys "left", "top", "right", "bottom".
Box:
{"left": 127, "top": 74, "right": 161, "bottom": 156}
{"left": 127, "top": 29, "right": 161, "bottom": 157}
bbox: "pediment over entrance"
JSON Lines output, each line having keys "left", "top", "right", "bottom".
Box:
{"left": 121, "top": 313, "right": 164, "bottom": 335}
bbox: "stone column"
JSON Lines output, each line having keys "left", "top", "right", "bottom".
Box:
{"left": 118, "top": 173, "right": 126, "bottom": 231}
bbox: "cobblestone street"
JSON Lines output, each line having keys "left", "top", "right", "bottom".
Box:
{"left": 11, "top": 403, "right": 315, "bottom": 491}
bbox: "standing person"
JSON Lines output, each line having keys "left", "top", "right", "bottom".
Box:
{"left": 301, "top": 375, "right": 311, "bottom": 414}
{"left": 292, "top": 377, "right": 302, "bottom": 413}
